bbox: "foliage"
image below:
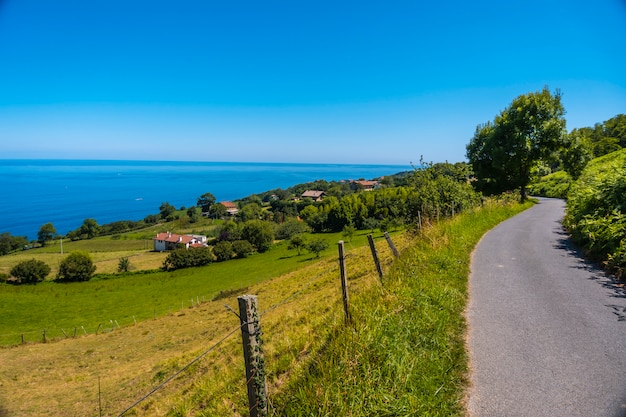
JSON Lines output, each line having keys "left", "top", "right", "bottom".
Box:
{"left": 213, "top": 241, "right": 234, "bottom": 262}
{"left": 217, "top": 221, "right": 242, "bottom": 242}
{"left": 232, "top": 240, "right": 254, "bottom": 258}
{"left": 10, "top": 258, "right": 50, "bottom": 284}
{"left": 197, "top": 192, "right": 216, "bottom": 214}
{"left": 67, "top": 218, "right": 101, "bottom": 240}
{"left": 342, "top": 223, "right": 356, "bottom": 242}
{"left": 0, "top": 232, "right": 28, "bottom": 255}
{"left": 186, "top": 207, "right": 200, "bottom": 223}
{"left": 564, "top": 149, "right": 626, "bottom": 278}
{"left": 275, "top": 218, "right": 310, "bottom": 240}
{"left": 159, "top": 202, "right": 176, "bottom": 220}
{"left": 37, "top": 223, "right": 57, "bottom": 246}
{"left": 56, "top": 251, "right": 96, "bottom": 282}
{"left": 527, "top": 170, "right": 572, "bottom": 198}
{"left": 307, "top": 237, "right": 329, "bottom": 257}
{"left": 162, "top": 247, "right": 213, "bottom": 271}
{"left": 287, "top": 234, "right": 307, "bottom": 255}
{"left": 467, "top": 87, "right": 566, "bottom": 201}
{"left": 118, "top": 256, "right": 131, "bottom": 273}
{"left": 241, "top": 220, "right": 275, "bottom": 253}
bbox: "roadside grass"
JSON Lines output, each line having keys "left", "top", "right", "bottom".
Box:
{"left": 0, "top": 228, "right": 401, "bottom": 346}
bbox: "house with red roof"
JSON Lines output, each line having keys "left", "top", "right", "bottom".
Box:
{"left": 153, "top": 232, "right": 208, "bottom": 252}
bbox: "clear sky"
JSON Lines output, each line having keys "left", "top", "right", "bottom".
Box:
{"left": 0, "top": 0, "right": 625, "bottom": 165}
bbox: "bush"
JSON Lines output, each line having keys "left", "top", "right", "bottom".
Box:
{"left": 213, "top": 241, "right": 234, "bottom": 262}
{"left": 232, "top": 240, "right": 254, "bottom": 258}
{"left": 564, "top": 149, "right": 626, "bottom": 278}
{"left": 10, "top": 259, "right": 51, "bottom": 284}
{"left": 56, "top": 251, "right": 96, "bottom": 282}
{"left": 162, "top": 247, "right": 213, "bottom": 271}
{"left": 307, "top": 237, "right": 329, "bottom": 258}
{"left": 527, "top": 170, "right": 572, "bottom": 198}
{"left": 241, "top": 220, "right": 275, "bottom": 253}
{"left": 275, "top": 218, "right": 311, "bottom": 240}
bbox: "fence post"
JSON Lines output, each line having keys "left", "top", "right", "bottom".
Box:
{"left": 338, "top": 241, "right": 352, "bottom": 324}
{"left": 42, "top": 329, "right": 47, "bottom": 343}
{"left": 21, "top": 333, "right": 25, "bottom": 345}
{"left": 367, "top": 234, "right": 384, "bottom": 282}
{"left": 237, "top": 295, "right": 268, "bottom": 417}
{"left": 384, "top": 232, "right": 400, "bottom": 258}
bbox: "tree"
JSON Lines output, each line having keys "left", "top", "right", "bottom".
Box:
{"left": 79, "top": 218, "right": 100, "bottom": 239}
{"left": 241, "top": 220, "right": 275, "bottom": 253}
{"left": 210, "top": 202, "right": 228, "bottom": 219}
{"left": 159, "top": 202, "right": 176, "bottom": 220}
{"left": 56, "top": 251, "right": 96, "bottom": 282}
{"left": 232, "top": 240, "right": 254, "bottom": 258}
{"left": 466, "top": 87, "right": 566, "bottom": 201}
{"left": 213, "top": 241, "right": 234, "bottom": 262}
{"left": 197, "top": 192, "right": 216, "bottom": 214}
{"left": 187, "top": 207, "right": 200, "bottom": 223}
{"left": 11, "top": 259, "right": 50, "bottom": 284}
{"left": 342, "top": 223, "right": 356, "bottom": 242}
{"left": 287, "top": 234, "right": 307, "bottom": 255}
{"left": 307, "top": 237, "right": 329, "bottom": 258}
{"left": 162, "top": 247, "right": 212, "bottom": 271}
{"left": 118, "top": 256, "right": 131, "bottom": 273}
{"left": 37, "top": 223, "right": 56, "bottom": 246}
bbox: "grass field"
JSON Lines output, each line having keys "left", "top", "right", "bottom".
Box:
{"left": 0, "top": 228, "right": 395, "bottom": 346}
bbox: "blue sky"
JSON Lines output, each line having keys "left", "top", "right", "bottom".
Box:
{"left": 0, "top": 0, "right": 624, "bottom": 164}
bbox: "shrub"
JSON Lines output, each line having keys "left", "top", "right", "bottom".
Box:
{"left": 10, "top": 259, "right": 51, "bottom": 284}
{"left": 241, "top": 220, "right": 275, "bottom": 253}
{"left": 527, "top": 170, "right": 572, "bottom": 198}
{"left": 275, "top": 218, "right": 310, "bottom": 240}
{"left": 162, "top": 247, "right": 213, "bottom": 271}
{"left": 213, "top": 241, "right": 234, "bottom": 262}
{"left": 307, "top": 237, "right": 329, "bottom": 258}
{"left": 564, "top": 149, "right": 626, "bottom": 278}
{"left": 118, "top": 257, "right": 131, "bottom": 273}
{"left": 56, "top": 251, "right": 96, "bottom": 282}
{"left": 232, "top": 240, "right": 254, "bottom": 258}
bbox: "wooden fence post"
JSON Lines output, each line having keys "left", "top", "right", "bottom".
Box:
{"left": 237, "top": 295, "right": 268, "bottom": 417}
{"left": 338, "top": 241, "right": 352, "bottom": 324}
{"left": 367, "top": 234, "right": 384, "bottom": 282}
{"left": 384, "top": 232, "right": 400, "bottom": 258}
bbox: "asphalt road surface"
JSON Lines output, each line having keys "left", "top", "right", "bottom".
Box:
{"left": 467, "top": 197, "right": 626, "bottom": 417}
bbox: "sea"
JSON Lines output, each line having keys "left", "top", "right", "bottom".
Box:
{"left": 0, "top": 160, "right": 411, "bottom": 240}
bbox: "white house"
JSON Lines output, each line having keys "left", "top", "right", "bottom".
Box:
{"left": 153, "top": 232, "right": 208, "bottom": 252}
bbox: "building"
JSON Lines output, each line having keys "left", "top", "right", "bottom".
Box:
{"left": 350, "top": 180, "right": 380, "bottom": 191}
{"left": 301, "top": 190, "right": 326, "bottom": 201}
{"left": 153, "top": 232, "right": 208, "bottom": 252}
{"left": 219, "top": 201, "right": 239, "bottom": 216}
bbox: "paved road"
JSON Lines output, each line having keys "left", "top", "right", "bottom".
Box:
{"left": 467, "top": 198, "right": 626, "bottom": 417}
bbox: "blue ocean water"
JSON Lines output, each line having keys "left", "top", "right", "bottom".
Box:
{"left": 0, "top": 160, "right": 410, "bottom": 240}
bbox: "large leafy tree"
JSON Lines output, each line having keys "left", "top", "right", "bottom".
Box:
{"left": 56, "top": 251, "right": 96, "bottom": 282}
{"left": 37, "top": 222, "right": 57, "bottom": 246}
{"left": 466, "top": 87, "right": 566, "bottom": 201}
{"left": 197, "top": 192, "right": 216, "bottom": 214}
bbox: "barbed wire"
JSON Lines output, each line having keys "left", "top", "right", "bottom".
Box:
{"left": 117, "top": 321, "right": 244, "bottom": 416}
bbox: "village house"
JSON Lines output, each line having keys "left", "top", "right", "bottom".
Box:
{"left": 219, "top": 201, "right": 239, "bottom": 216}
{"left": 350, "top": 180, "right": 380, "bottom": 191}
{"left": 301, "top": 190, "right": 326, "bottom": 202}
{"left": 153, "top": 232, "right": 208, "bottom": 252}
